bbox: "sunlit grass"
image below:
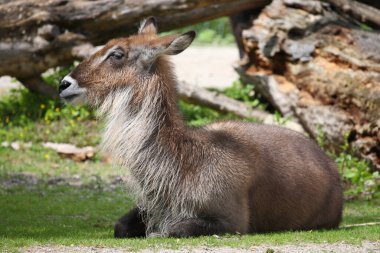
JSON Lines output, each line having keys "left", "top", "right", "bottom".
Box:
{"left": 0, "top": 185, "right": 379, "bottom": 252}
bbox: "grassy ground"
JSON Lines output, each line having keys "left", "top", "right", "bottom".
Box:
{"left": 0, "top": 183, "right": 379, "bottom": 252}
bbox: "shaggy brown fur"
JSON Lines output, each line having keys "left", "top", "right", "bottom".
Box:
{"left": 59, "top": 17, "right": 343, "bottom": 238}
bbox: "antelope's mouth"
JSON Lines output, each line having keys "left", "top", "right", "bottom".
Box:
{"left": 58, "top": 76, "right": 87, "bottom": 104}
{"left": 59, "top": 91, "right": 86, "bottom": 105}
{"left": 60, "top": 93, "right": 79, "bottom": 101}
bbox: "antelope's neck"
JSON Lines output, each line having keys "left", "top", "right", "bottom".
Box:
{"left": 100, "top": 69, "right": 185, "bottom": 184}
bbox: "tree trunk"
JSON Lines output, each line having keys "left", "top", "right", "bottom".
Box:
{"left": 235, "top": 0, "right": 380, "bottom": 170}
{"left": 177, "top": 81, "right": 271, "bottom": 121}
{"left": 0, "top": 0, "right": 270, "bottom": 96}
{"left": 323, "top": 0, "right": 380, "bottom": 27}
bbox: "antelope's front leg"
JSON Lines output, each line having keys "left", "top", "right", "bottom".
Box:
{"left": 167, "top": 217, "right": 228, "bottom": 237}
{"left": 114, "top": 207, "right": 146, "bottom": 238}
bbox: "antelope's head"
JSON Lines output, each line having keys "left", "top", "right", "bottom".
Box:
{"left": 59, "top": 17, "right": 195, "bottom": 106}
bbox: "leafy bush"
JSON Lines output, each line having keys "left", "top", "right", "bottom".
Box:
{"left": 335, "top": 135, "right": 380, "bottom": 200}
{"left": 316, "top": 130, "right": 379, "bottom": 200}
{"left": 223, "top": 80, "right": 267, "bottom": 110}
{"left": 337, "top": 152, "right": 380, "bottom": 200}
{"left": 0, "top": 67, "right": 98, "bottom": 146}
{"left": 167, "top": 17, "right": 235, "bottom": 45}
{"left": 179, "top": 100, "right": 246, "bottom": 126}
{"left": 0, "top": 88, "right": 98, "bottom": 146}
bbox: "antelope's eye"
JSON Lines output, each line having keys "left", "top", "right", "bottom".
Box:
{"left": 108, "top": 50, "right": 124, "bottom": 60}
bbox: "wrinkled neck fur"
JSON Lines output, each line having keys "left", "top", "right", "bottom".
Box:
{"left": 100, "top": 57, "right": 184, "bottom": 167}
{"left": 99, "top": 57, "right": 191, "bottom": 234}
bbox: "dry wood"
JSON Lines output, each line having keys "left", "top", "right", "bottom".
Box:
{"left": 43, "top": 142, "right": 95, "bottom": 162}
{"left": 341, "top": 222, "right": 380, "bottom": 228}
{"left": 177, "top": 81, "right": 271, "bottom": 120}
{"left": 323, "top": 0, "right": 380, "bottom": 26}
{"left": 0, "top": 0, "right": 270, "bottom": 96}
{"left": 236, "top": 0, "right": 380, "bottom": 170}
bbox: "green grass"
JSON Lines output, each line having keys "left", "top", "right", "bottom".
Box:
{"left": 0, "top": 185, "right": 379, "bottom": 252}
{"left": 0, "top": 145, "right": 119, "bottom": 181}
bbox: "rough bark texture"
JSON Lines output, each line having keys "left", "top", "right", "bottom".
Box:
{"left": 178, "top": 81, "right": 271, "bottom": 120}
{"left": 324, "top": 0, "right": 380, "bottom": 27}
{"left": 0, "top": 0, "right": 270, "bottom": 95}
{"left": 236, "top": 0, "right": 380, "bottom": 170}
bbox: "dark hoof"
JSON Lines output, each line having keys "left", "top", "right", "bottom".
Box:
{"left": 114, "top": 221, "right": 127, "bottom": 238}
{"left": 168, "top": 223, "right": 194, "bottom": 238}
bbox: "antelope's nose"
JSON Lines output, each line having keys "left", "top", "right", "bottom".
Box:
{"left": 59, "top": 79, "right": 72, "bottom": 93}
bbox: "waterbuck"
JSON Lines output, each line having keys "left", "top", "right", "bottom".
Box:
{"left": 59, "top": 17, "right": 343, "bottom": 238}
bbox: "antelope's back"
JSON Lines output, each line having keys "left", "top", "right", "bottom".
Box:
{"left": 205, "top": 121, "right": 343, "bottom": 232}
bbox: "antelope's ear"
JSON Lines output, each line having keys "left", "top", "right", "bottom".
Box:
{"left": 161, "top": 31, "right": 196, "bottom": 55}
{"left": 139, "top": 17, "right": 158, "bottom": 35}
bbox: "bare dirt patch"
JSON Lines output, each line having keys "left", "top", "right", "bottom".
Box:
{"left": 23, "top": 241, "right": 380, "bottom": 253}
{"left": 172, "top": 46, "right": 239, "bottom": 89}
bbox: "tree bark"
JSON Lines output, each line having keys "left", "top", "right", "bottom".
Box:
{"left": 0, "top": 0, "right": 270, "bottom": 96}
{"left": 323, "top": 0, "right": 380, "bottom": 27}
{"left": 235, "top": 0, "right": 380, "bottom": 170}
{"left": 177, "top": 81, "right": 271, "bottom": 121}
{"left": 19, "top": 76, "right": 58, "bottom": 99}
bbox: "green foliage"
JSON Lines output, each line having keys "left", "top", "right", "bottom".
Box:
{"left": 42, "top": 66, "right": 73, "bottom": 88}
{"left": 358, "top": 22, "right": 373, "bottom": 32}
{"left": 223, "top": 80, "right": 266, "bottom": 109}
{"left": 0, "top": 88, "right": 50, "bottom": 126}
{"left": 168, "top": 17, "right": 235, "bottom": 45}
{"left": 0, "top": 68, "right": 98, "bottom": 146}
{"left": 273, "top": 111, "right": 291, "bottom": 126}
{"left": 335, "top": 134, "right": 380, "bottom": 200}
{"left": 179, "top": 100, "right": 257, "bottom": 127}
{"left": 179, "top": 79, "right": 264, "bottom": 125}
{"left": 179, "top": 100, "right": 226, "bottom": 126}
{"left": 0, "top": 66, "right": 92, "bottom": 127}
{"left": 317, "top": 130, "right": 379, "bottom": 200}
{"left": 337, "top": 153, "right": 380, "bottom": 200}
{"left": 316, "top": 125, "right": 327, "bottom": 149}
{"left": 0, "top": 88, "right": 98, "bottom": 146}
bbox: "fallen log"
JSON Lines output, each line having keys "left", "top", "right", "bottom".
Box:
{"left": 0, "top": 0, "right": 270, "bottom": 96}
{"left": 43, "top": 142, "right": 95, "bottom": 162}
{"left": 323, "top": 0, "right": 380, "bottom": 27}
{"left": 178, "top": 81, "right": 271, "bottom": 121}
{"left": 235, "top": 0, "right": 380, "bottom": 170}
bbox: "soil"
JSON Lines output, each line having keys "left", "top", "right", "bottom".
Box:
{"left": 22, "top": 241, "right": 380, "bottom": 253}
{"left": 172, "top": 46, "right": 239, "bottom": 89}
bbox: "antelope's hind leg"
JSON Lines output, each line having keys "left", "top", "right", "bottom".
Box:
{"left": 168, "top": 217, "right": 227, "bottom": 237}
{"left": 114, "top": 207, "right": 146, "bottom": 238}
